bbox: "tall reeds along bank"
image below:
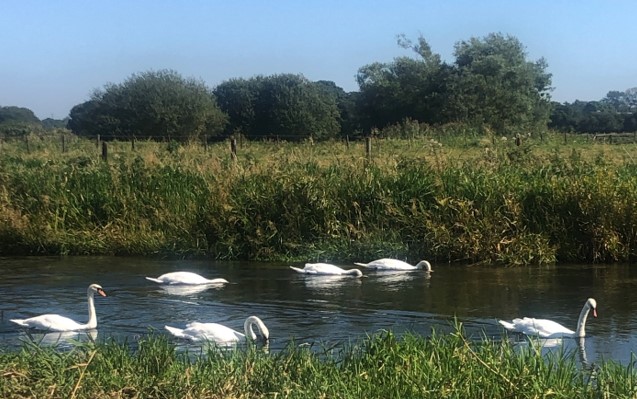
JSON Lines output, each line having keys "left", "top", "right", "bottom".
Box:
{"left": 1, "top": 331, "right": 636, "bottom": 398}
{"left": 2, "top": 135, "right": 637, "bottom": 264}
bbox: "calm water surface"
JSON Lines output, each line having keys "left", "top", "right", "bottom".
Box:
{"left": 1, "top": 256, "right": 637, "bottom": 365}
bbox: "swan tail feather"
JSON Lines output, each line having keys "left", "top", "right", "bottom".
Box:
{"left": 165, "top": 325, "right": 187, "bottom": 338}
{"left": 145, "top": 277, "right": 163, "bottom": 283}
{"left": 289, "top": 266, "right": 305, "bottom": 273}
{"left": 10, "top": 319, "right": 27, "bottom": 327}
{"left": 498, "top": 320, "right": 516, "bottom": 331}
{"left": 353, "top": 263, "right": 368, "bottom": 267}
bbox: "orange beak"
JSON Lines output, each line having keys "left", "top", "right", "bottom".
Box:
{"left": 98, "top": 288, "right": 107, "bottom": 297}
{"left": 593, "top": 308, "right": 597, "bottom": 318}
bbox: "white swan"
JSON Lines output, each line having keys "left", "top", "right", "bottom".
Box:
{"left": 498, "top": 298, "right": 597, "bottom": 338}
{"left": 10, "top": 284, "right": 107, "bottom": 332}
{"left": 290, "top": 263, "right": 363, "bottom": 277}
{"left": 354, "top": 258, "right": 433, "bottom": 272}
{"left": 165, "top": 316, "right": 269, "bottom": 345}
{"left": 145, "top": 271, "right": 229, "bottom": 285}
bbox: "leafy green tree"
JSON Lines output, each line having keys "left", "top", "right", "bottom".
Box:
{"left": 355, "top": 35, "right": 447, "bottom": 131}
{"left": 314, "top": 80, "right": 361, "bottom": 137}
{"left": 448, "top": 33, "right": 552, "bottom": 133}
{"left": 254, "top": 74, "right": 340, "bottom": 140}
{"left": 602, "top": 88, "right": 637, "bottom": 113}
{"left": 213, "top": 77, "right": 262, "bottom": 136}
{"left": 549, "top": 102, "right": 579, "bottom": 132}
{"left": 0, "top": 106, "right": 40, "bottom": 124}
{"left": 68, "top": 70, "right": 227, "bottom": 141}
{"left": 0, "top": 106, "right": 42, "bottom": 136}
{"left": 215, "top": 74, "right": 341, "bottom": 141}
{"left": 41, "top": 117, "right": 69, "bottom": 130}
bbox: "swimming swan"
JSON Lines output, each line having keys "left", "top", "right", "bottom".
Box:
{"left": 165, "top": 315, "right": 269, "bottom": 344}
{"left": 145, "top": 271, "right": 229, "bottom": 285}
{"left": 290, "top": 263, "right": 363, "bottom": 277}
{"left": 498, "top": 298, "right": 597, "bottom": 338}
{"left": 354, "top": 258, "right": 433, "bottom": 272}
{"left": 10, "top": 284, "right": 107, "bottom": 332}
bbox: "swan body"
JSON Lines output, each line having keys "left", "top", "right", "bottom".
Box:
{"left": 354, "top": 258, "right": 432, "bottom": 272}
{"left": 10, "top": 284, "right": 107, "bottom": 332}
{"left": 165, "top": 316, "right": 269, "bottom": 345}
{"left": 498, "top": 298, "right": 597, "bottom": 338}
{"left": 290, "top": 263, "right": 363, "bottom": 277}
{"left": 145, "top": 271, "right": 229, "bottom": 285}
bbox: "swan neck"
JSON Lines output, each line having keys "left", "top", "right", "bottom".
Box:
{"left": 86, "top": 290, "right": 97, "bottom": 329}
{"left": 575, "top": 303, "right": 591, "bottom": 337}
{"left": 244, "top": 317, "right": 268, "bottom": 341}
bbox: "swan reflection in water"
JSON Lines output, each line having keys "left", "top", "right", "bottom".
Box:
{"left": 157, "top": 284, "right": 219, "bottom": 296}
{"left": 300, "top": 275, "right": 363, "bottom": 291}
{"left": 510, "top": 335, "right": 589, "bottom": 368}
{"left": 21, "top": 329, "right": 98, "bottom": 347}
{"left": 370, "top": 271, "right": 430, "bottom": 291}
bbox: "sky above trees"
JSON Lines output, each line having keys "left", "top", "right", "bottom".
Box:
{"left": 1, "top": 0, "right": 636, "bottom": 119}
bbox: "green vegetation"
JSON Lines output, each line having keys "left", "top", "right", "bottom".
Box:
{"left": 67, "top": 70, "right": 228, "bottom": 141}
{"left": 2, "top": 126, "right": 637, "bottom": 265}
{"left": 1, "top": 329, "right": 635, "bottom": 398}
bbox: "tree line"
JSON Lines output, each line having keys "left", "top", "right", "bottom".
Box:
{"left": 549, "top": 88, "right": 637, "bottom": 133}
{"left": 2, "top": 32, "right": 635, "bottom": 141}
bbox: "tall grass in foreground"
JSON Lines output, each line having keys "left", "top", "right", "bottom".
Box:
{"left": 1, "top": 329, "right": 636, "bottom": 398}
{"left": 2, "top": 130, "right": 637, "bottom": 264}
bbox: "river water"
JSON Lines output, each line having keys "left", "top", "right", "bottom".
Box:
{"left": 1, "top": 256, "right": 636, "bottom": 365}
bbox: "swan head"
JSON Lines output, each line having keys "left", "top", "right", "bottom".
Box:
{"left": 416, "top": 261, "right": 433, "bottom": 272}
{"left": 88, "top": 284, "right": 107, "bottom": 297}
{"left": 245, "top": 316, "right": 269, "bottom": 343}
{"left": 587, "top": 298, "right": 597, "bottom": 318}
{"left": 350, "top": 268, "right": 364, "bottom": 277}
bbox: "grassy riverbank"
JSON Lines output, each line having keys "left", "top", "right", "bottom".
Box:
{"left": 2, "top": 126, "right": 637, "bottom": 264}
{"left": 1, "top": 330, "right": 635, "bottom": 398}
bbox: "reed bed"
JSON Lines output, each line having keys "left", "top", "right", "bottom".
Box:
{"left": 1, "top": 329, "right": 635, "bottom": 398}
{"left": 2, "top": 129, "right": 637, "bottom": 265}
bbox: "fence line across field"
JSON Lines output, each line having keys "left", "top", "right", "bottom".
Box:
{"left": 0, "top": 133, "right": 377, "bottom": 162}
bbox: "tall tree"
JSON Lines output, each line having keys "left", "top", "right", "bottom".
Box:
{"left": 449, "top": 33, "right": 552, "bottom": 133}
{"left": 213, "top": 77, "right": 262, "bottom": 136}
{"left": 356, "top": 35, "right": 447, "bottom": 131}
{"left": 0, "top": 106, "right": 42, "bottom": 136}
{"left": 215, "top": 74, "right": 341, "bottom": 141}
{"left": 68, "top": 70, "right": 227, "bottom": 140}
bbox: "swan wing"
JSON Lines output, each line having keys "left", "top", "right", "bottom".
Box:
{"left": 11, "top": 314, "right": 85, "bottom": 332}
{"left": 152, "top": 272, "right": 210, "bottom": 285}
{"left": 304, "top": 263, "right": 346, "bottom": 275}
{"left": 501, "top": 317, "right": 574, "bottom": 338}
{"left": 177, "top": 322, "right": 245, "bottom": 343}
{"left": 355, "top": 258, "right": 414, "bottom": 270}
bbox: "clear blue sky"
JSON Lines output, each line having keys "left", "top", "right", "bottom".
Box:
{"left": 2, "top": 0, "right": 636, "bottom": 119}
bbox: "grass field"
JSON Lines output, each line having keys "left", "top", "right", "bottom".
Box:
{"left": 2, "top": 125, "right": 637, "bottom": 265}
{"left": 2, "top": 328, "right": 636, "bottom": 398}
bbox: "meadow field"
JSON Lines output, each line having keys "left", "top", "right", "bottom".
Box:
{"left": 2, "top": 125, "right": 637, "bottom": 265}
{"left": 2, "top": 329, "right": 636, "bottom": 398}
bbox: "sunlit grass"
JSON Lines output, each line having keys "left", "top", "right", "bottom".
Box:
{"left": 2, "top": 128, "right": 637, "bottom": 264}
{"left": 1, "top": 328, "right": 636, "bottom": 398}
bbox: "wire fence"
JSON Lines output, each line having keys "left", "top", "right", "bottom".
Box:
{"left": 0, "top": 132, "right": 378, "bottom": 162}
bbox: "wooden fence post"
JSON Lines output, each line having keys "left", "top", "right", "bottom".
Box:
{"left": 24, "top": 135, "right": 30, "bottom": 153}
{"left": 131, "top": 137, "right": 136, "bottom": 151}
{"left": 96, "top": 134, "right": 100, "bottom": 149}
{"left": 230, "top": 137, "right": 237, "bottom": 161}
{"left": 365, "top": 136, "right": 372, "bottom": 160}
{"left": 61, "top": 134, "right": 66, "bottom": 153}
{"left": 101, "top": 142, "right": 108, "bottom": 161}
